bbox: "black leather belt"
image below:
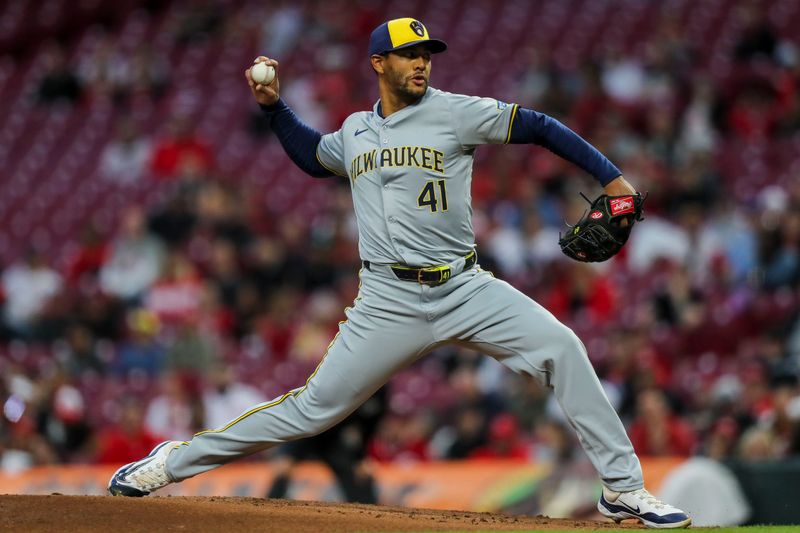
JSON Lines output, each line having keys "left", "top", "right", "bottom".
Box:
{"left": 363, "top": 251, "right": 476, "bottom": 286}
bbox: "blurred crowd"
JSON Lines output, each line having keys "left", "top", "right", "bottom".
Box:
{"left": 1, "top": 0, "right": 800, "bottom": 477}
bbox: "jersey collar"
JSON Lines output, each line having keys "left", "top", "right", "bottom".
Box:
{"left": 373, "top": 87, "right": 433, "bottom": 120}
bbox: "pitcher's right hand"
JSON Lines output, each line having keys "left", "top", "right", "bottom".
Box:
{"left": 246, "top": 56, "right": 280, "bottom": 106}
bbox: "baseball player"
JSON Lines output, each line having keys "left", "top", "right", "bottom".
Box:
{"left": 109, "top": 17, "right": 690, "bottom": 529}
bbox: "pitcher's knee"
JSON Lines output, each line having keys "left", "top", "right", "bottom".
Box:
{"left": 293, "top": 393, "right": 354, "bottom": 438}
{"left": 543, "top": 323, "right": 588, "bottom": 360}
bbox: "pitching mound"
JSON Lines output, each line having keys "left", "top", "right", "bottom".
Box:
{"left": 0, "top": 495, "right": 643, "bottom": 532}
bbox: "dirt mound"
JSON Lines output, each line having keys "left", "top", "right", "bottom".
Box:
{"left": 0, "top": 495, "right": 642, "bottom": 532}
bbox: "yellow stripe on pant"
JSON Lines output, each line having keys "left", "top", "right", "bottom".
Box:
{"left": 190, "top": 270, "right": 364, "bottom": 439}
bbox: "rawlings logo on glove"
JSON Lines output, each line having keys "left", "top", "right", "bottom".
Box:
{"left": 558, "top": 193, "right": 646, "bottom": 263}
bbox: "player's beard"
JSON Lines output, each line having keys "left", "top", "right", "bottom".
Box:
{"left": 388, "top": 67, "right": 427, "bottom": 105}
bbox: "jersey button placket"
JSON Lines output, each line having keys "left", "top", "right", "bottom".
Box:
{"left": 381, "top": 123, "right": 401, "bottom": 258}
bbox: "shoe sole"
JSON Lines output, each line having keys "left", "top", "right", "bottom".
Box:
{"left": 107, "top": 441, "right": 175, "bottom": 497}
{"left": 598, "top": 500, "right": 692, "bottom": 529}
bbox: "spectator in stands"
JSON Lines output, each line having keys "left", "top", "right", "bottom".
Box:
{"left": 64, "top": 223, "right": 108, "bottom": 287}
{"left": 37, "top": 382, "right": 92, "bottom": 463}
{"left": 726, "top": 82, "right": 781, "bottom": 140}
{"left": 628, "top": 204, "right": 719, "bottom": 276}
{"left": 532, "top": 420, "right": 577, "bottom": 465}
{"left": 758, "top": 379, "right": 800, "bottom": 457}
{"left": 651, "top": 264, "right": 704, "bottom": 328}
{"left": 99, "top": 207, "right": 164, "bottom": 302}
{"left": 257, "top": 287, "right": 301, "bottom": 359}
{"left": 2, "top": 368, "right": 59, "bottom": 473}
{"left": 643, "top": 107, "right": 679, "bottom": 166}
{"left": 144, "top": 372, "right": 202, "bottom": 442}
{"left": 194, "top": 282, "right": 234, "bottom": 339}
{"left": 126, "top": 45, "right": 171, "bottom": 103}
{"left": 201, "top": 362, "right": 264, "bottom": 430}
{"left": 737, "top": 426, "right": 780, "bottom": 460}
{"left": 258, "top": 0, "right": 303, "bottom": 58}
{"left": 172, "top": 0, "right": 223, "bottom": 44}
{"left": 77, "top": 34, "right": 123, "bottom": 104}
{"left": 164, "top": 317, "right": 218, "bottom": 374}
{"left": 775, "top": 77, "right": 800, "bottom": 136}
{"left": 759, "top": 208, "right": 800, "bottom": 289}
{"left": 150, "top": 115, "right": 214, "bottom": 180}
{"left": 569, "top": 62, "right": 610, "bottom": 135}
{"left": 368, "top": 412, "right": 431, "bottom": 463}
{"left": 601, "top": 48, "right": 645, "bottom": 105}
{"left": 0, "top": 413, "right": 57, "bottom": 473}
{"left": 515, "top": 47, "right": 559, "bottom": 110}
{"left": 522, "top": 211, "right": 563, "bottom": 267}
{"left": 194, "top": 183, "right": 252, "bottom": 250}
{"left": 61, "top": 323, "right": 105, "bottom": 378}
{"left": 505, "top": 375, "right": 550, "bottom": 433}
{"left": 426, "top": 355, "right": 503, "bottom": 460}
{"left": 287, "top": 290, "right": 340, "bottom": 363}
{"left": 544, "top": 263, "right": 618, "bottom": 325}
{"left": 203, "top": 239, "right": 242, "bottom": 309}
{"left": 733, "top": 3, "right": 779, "bottom": 64}
{"left": 470, "top": 413, "right": 530, "bottom": 460}
{"left": 440, "top": 404, "right": 487, "bottom": 459}
{"left": 703, "top": 416, "right": 741, "bottom": 460}
{"left": 99, "top": 119, "right": 153, "bottom": 185}
{"left": 629, "top": 388, "right": 696, "bottom": 456}
{"left": 94, "top": 396, "right": 163, "bottom": 464}
{"left": 112, "top": 308, "right": 165, "bottom": 378}
{"left": 485, "top": 214, "right": 527, "bottom": 277}
{"left": 148, "top": 190, "right": 198, "bottom": 246}
{"left": 36, "top": 42, "right": 82, "bottom": 105}
{"left": 1, "top": 248, "right": 63, "bottom": 339}
{"left": 143, "top": 250, "right": 204, "bottom": 326}
{"left": 679, "top": 77, "right": 718, "bottom": 154}
{"left": 247, "top": 236, "right": 291, "bottom": 297}
{"left": 76, "top": 290, "right": 125, "bottom": 341}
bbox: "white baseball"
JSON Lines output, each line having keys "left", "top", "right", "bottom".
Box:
{"left": 251, "top": 61, "right": 275, "bottom": 85}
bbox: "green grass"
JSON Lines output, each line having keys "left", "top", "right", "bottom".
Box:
{"left": 424, "top": 528, "right": 800, "bottom": 533}
{"left": 690, "top": 528, "right": 800, "bottom": 533}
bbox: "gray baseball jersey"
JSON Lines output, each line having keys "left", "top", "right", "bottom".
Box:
{"left": 164, "top": 87, "right": 644, "bottom": 494}
{"left": 316, "top": 87, "right": 516, "bottom": 266}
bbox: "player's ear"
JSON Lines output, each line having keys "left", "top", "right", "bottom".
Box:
{"left": 370, "top": 54, "right": 385, "bottom": 75}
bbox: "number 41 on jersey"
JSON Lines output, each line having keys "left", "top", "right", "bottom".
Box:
{"left": 418, "top": 179, "right": 448, "bottom": 212}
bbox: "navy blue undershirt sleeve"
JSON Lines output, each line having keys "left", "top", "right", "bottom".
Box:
{"left": 259, "top": 99, "right": 333, "bottom": 178}
{"left": 509, "top": 107, "right": 622, "bottom": 186}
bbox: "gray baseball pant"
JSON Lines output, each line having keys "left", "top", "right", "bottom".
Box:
{"left": 165, "top": 265, "right": 643, "bottom": 491}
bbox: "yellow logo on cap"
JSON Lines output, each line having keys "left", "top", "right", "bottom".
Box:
{"left": 387, "top": 18, "right": 429, "bottom": 48}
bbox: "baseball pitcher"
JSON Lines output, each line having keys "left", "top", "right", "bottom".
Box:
{"left": 109, "top": 17, "right": 690, "bottom": 529}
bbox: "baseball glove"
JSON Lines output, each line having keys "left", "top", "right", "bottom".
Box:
{"left": 558, "top": 193, "right": 646, "bottom": 262}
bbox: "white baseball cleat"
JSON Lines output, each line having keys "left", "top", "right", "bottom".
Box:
{"left": 108, "top": 441, "right": 181, "bottom": 497}
{"left": 598, "top": 486, "right": 692, "bottom": 529}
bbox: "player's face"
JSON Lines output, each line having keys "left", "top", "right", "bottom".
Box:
{"left": 383, "top": 45, "right": 432, "bottom": 101}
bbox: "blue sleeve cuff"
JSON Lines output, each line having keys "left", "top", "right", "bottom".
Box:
{"left": 509, "top": 107, "right": 621, "bottom": 185}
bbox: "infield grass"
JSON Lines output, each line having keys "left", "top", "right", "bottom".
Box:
{"left": 450, "top": 525, "right": 800, "bottom": 533}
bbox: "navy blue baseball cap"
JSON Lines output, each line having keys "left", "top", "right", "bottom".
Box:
{"left": 368, "top": 18, "right": 448, "bottom": 56}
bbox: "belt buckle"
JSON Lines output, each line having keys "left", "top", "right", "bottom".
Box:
{"left": 419, "top": 265, "right": 451, "bottom": 286}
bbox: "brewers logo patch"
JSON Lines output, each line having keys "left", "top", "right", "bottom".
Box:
{"left": 410, "top": 20, "right": 425, "bottom": 36}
